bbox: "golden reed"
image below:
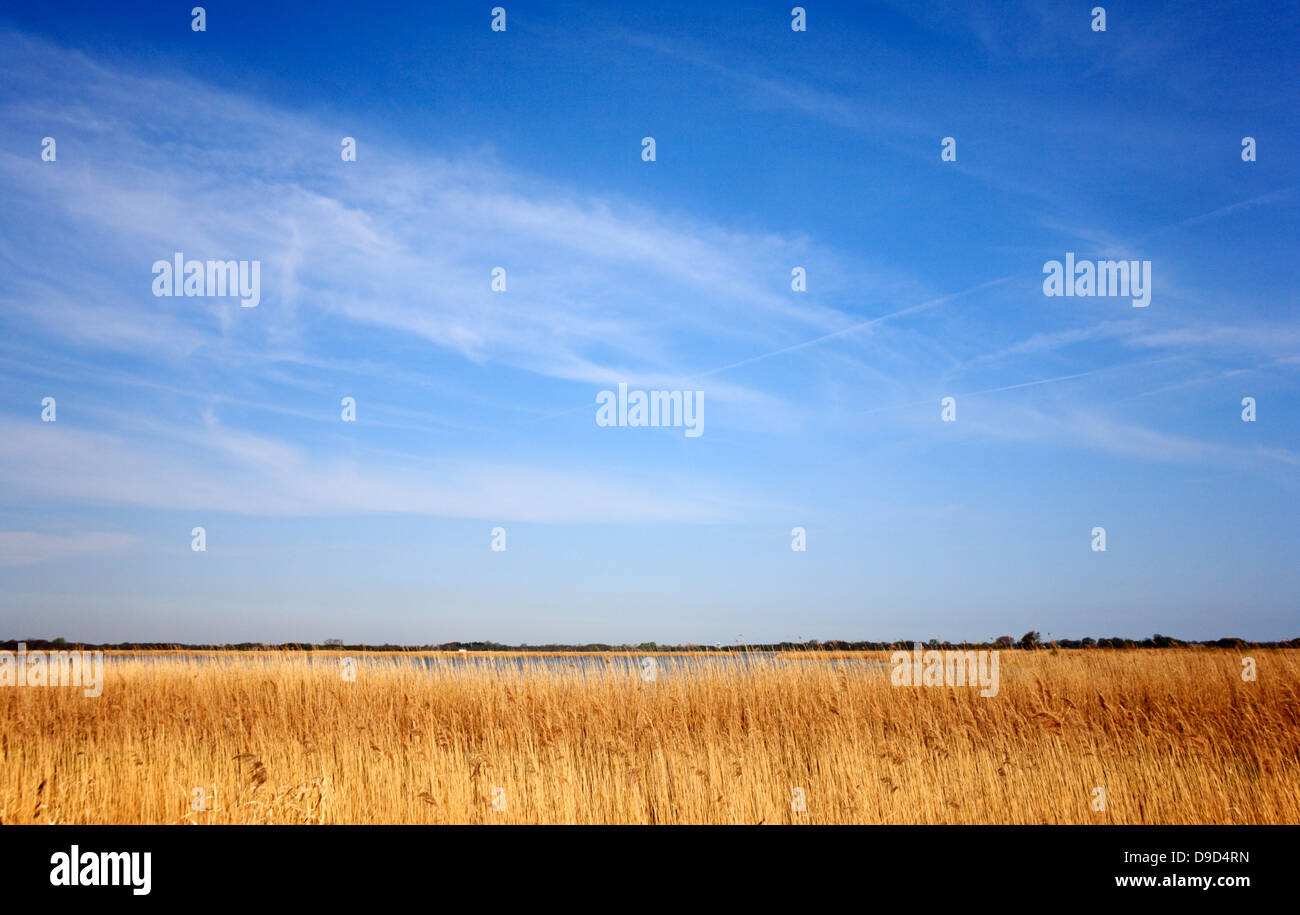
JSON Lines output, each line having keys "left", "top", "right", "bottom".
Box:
{"left": 1, "top": 649, "right": 1296, "bottom": 824}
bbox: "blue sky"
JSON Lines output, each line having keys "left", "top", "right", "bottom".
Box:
{"left": 0, "top": 1, "right": 1297, "bottom": 644}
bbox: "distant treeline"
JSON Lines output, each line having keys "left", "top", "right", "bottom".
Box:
{"left": 2, "top": 632, "right": 1295, "bottom": 652}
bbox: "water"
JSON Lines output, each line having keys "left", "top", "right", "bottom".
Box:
{"left": 104, "top": 653, "right": 889, "bottom": 676}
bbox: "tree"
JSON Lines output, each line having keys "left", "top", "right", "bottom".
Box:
{"left": 994, "top": 636, "right": 1015, "bottom": 648}
{"left": 1018, "top": 631, "right": 1042, "bottom": 649}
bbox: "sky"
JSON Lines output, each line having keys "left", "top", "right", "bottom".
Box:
{"left": 0, "top": 1, "right": 1297, "bottom": 644}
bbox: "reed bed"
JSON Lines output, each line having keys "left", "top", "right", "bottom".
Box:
{"left": 2, "top": 649, "right": 1297, "bottom": 824}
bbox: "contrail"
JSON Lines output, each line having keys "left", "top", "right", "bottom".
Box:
{"left": 855, "top": 357, "right": 1174, "bottom": 416}
{"left": 1142, "top": 186, "right": 1296, "bottom": 240}
{"left": 693, "top": 275, "right": 1015, "bottom": 379}
{"left": 524, "top": 275, "right": 1017, "bottom": 425}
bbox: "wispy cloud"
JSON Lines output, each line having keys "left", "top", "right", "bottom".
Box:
{"left": 0, "top": 29, "right": 874, "bottom": 407}
{"left": 0, "top": 530, "right": 139, "bottom": 567}
{"left": 0, "top": 416, "right": 746, "bottom": 522}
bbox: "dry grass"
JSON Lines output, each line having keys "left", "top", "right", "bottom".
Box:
{"left": 2, "top": 649, "right": 1297, "bottom": 824}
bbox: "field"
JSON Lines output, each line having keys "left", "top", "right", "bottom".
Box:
{"left": 2, "top": 649, "right": 1298, "bottom": 824}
